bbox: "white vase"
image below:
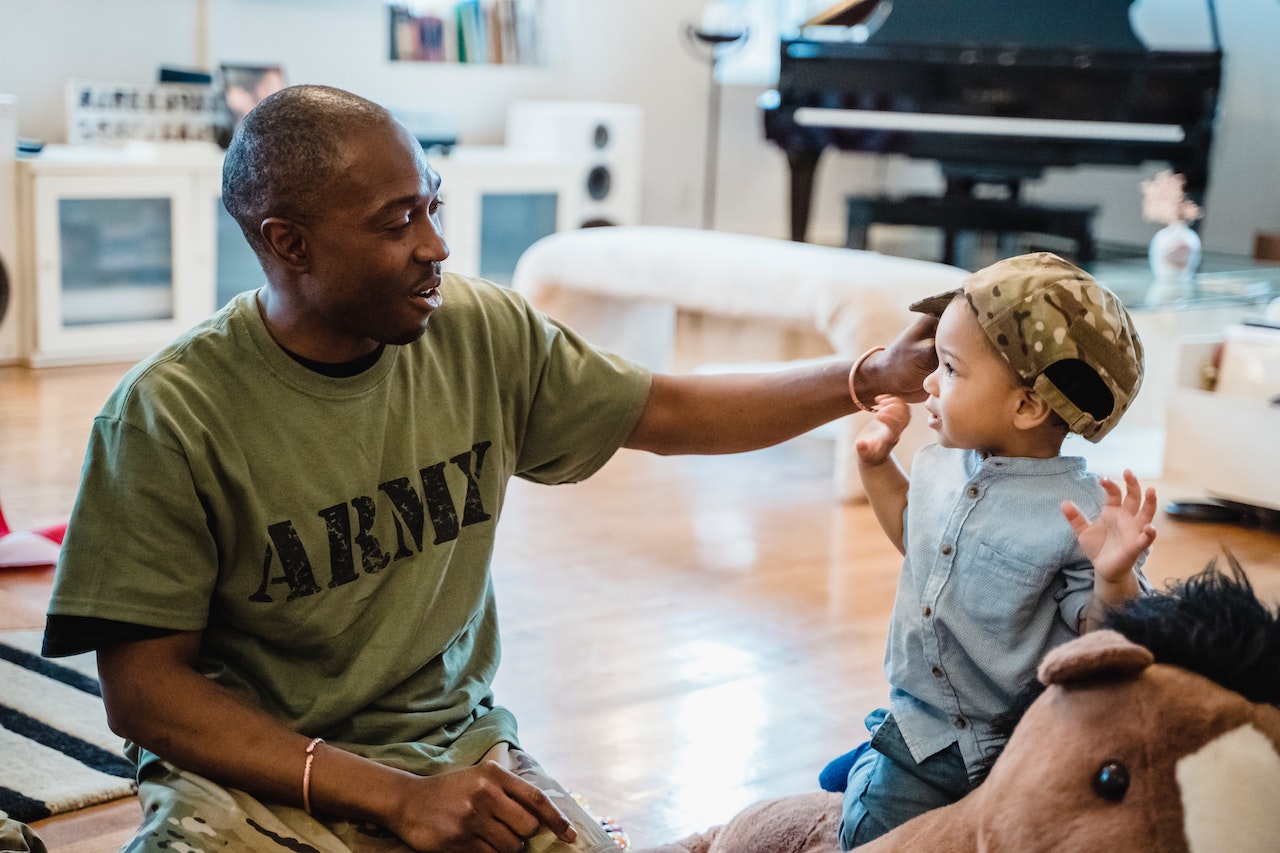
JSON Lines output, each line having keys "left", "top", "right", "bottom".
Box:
{"left": 1147, "top": 223, "right": 1202, "bottom": 299}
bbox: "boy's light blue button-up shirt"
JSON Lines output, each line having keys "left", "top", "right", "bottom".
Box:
{"left": 885, "top": 443, "right": 1148, "bottom": 776}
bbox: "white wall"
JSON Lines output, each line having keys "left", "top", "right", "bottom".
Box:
{"left": 1, "top": 0, "right": 1277, "bottom": 252}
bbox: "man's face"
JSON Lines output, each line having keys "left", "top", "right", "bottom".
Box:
{"left": 296, "top": 120, "right": 449, "bottom": 359}
{"left": 920, "top": 297, "right": 1028, "bottom": 455}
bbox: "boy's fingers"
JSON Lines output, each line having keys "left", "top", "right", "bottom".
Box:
{"left": 1061, "top": 500, "right": 1087, "bottom": 534}
{"left": 1098, "top": 477, "right": 1122, "bottom": 503}
{"left": 1121, "top": 470, "right": 1143, "bottom": 509}
{"left": 1139, "top": 488, "right": 1159, "bottom": 525}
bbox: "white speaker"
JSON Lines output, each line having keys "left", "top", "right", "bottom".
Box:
{"left": 0, "top": 95, "right": 21, "bottom": 365}
{"left": 505, "top": 100, "right": 643, "bottom": 228}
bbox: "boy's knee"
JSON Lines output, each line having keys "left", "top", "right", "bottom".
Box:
{"left": 837, "top": 801, "right": 892, "bottom": 851}
{"left": 837, "top": 763, "right": 880, "bottom": 850}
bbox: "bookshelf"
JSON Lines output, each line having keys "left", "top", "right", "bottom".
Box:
{"left": 387, "top": 0, "right": 544, "bottom": 65}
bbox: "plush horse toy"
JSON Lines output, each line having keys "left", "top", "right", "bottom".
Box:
{"left": 638, "top": 564, "right": 1280, "bottom": 853}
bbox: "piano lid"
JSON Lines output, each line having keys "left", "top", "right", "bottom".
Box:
{"left": 800, "top": 0, "right": 1147, "bottom": 52}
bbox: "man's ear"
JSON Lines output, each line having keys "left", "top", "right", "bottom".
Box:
{"left": 1012, "top": 386, "right": 1054, "bottom": 430}
{"left": 260, "top": 217, "right": 309, "bottom": 271}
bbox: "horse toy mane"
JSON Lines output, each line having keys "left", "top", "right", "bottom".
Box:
{"left": 1106, "top": 557, "right": 1280, "bottom": 705}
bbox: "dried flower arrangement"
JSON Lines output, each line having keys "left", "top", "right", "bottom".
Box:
{"left": 1140, "top": 169, "right": 1203, "bottom": 226}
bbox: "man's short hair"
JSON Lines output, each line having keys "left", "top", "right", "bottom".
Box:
{"left": 221, "top": 85, "right": 393, "bottom": 256}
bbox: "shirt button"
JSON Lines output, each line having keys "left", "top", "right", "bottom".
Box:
{"left": 932, "top": 666, "right": 943, "bottom": 678}
{"left": 966, "top": 486, "right": 979, "bottom": 498}
{"left": 941, "top": 544, "right": 953, "bottom": 556}
{"left": 954, "top": 717, "right": 967, "bottom": 729}
{"left": 922, "top": 606, "right": 932, "bottom": 618}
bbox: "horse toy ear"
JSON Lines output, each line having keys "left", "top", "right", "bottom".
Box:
{"left": 1037, "top": 629, "right": 1153, "bottom": 686}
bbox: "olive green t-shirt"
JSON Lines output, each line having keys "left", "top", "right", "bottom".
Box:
{"left": 47, "top": 275, "right": 651, "bottom": 773}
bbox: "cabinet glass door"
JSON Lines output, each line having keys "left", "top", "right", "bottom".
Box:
{"left": 29, "top": 171, "right": 208, "bottom": 367}
{"left": 57, "top": 197, "right": 174, "bottom": 326}
{"left": 477, "top": 191, "right": 559, "bottom": 287}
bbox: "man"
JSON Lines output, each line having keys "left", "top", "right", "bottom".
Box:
{"left": 43, "top": 85, "right": 937, "bottom": 853}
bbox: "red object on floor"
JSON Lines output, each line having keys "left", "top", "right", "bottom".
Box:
{"left": 0, "top": 501, "right": 67, "bottom": 568}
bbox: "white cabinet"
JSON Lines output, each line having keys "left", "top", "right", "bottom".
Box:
{"left": 430, "top": 146, "right": 583, "bottom": 287}
{"left": 1164, "top": 331, "right": 1280, "bottom": 512}
{"left": 15, "top": 144, "right": 253, "bottom": 367}
{"left": 9, "top": 143, "right": 581, "bottom": 366}
{"left": 0, "top": 95, "right": 19, "bottom": 364}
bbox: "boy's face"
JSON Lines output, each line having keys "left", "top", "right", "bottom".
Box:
{"left": 920, "top": 297, "right": 1030, "bottom": 455}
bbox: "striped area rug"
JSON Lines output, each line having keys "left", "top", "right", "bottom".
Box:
{"left": 0, "top": 631, "right": 136, "bottom": 823}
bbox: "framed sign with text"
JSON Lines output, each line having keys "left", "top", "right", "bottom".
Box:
{"left": 65, "top": 81, "right": 221, "bottom": 145}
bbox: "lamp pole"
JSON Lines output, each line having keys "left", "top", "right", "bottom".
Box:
{"left": 684, "top": 22, "right": 747, "bottom": 230}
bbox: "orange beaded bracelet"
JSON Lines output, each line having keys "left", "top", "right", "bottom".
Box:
{"left": 302, "top": 737, "right": 324, "bottom": 816}
{"left": 850, "top": 345, "right": 885, "bottom": 413}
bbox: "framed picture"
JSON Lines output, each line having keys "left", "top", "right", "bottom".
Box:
{"left": 214, "top": 64, "right": 285, "bottom": 148}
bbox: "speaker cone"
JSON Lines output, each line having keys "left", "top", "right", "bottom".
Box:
{"left": 586, "top": 165, "right": 611, "bottom": 201}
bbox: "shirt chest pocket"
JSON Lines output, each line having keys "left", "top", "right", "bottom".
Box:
{"left": 954, "top": 540, "right": 1051, "bottom": 636}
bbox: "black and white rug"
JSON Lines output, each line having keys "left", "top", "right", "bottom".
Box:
{"left": 0, "top": 631, "right": 136, "bottom": 823}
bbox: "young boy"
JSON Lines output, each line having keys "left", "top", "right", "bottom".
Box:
{"left": 827, "top": 252, "right": 1158, "bottom": 848}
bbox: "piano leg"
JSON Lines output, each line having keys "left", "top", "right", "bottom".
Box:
{"left": 786, "top": 147, "right": 822, "bottom": 243}
{"left": 941, "top": 176, "right": 978, "bottom": 267}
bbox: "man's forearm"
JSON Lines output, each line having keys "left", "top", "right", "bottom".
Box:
{"left": 626, "top": 360, "right": 857, "bottom": 455}
{"left": 97, "top": 635, "right": 409, "bottom": 826}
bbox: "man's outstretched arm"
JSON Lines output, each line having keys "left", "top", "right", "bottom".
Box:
{"left": 625, "top": 314, "right": 938, "bottom": 456}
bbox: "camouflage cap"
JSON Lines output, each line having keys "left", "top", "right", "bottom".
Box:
{"left": 910, "top": 252, "right": 1144, "bottom": 442}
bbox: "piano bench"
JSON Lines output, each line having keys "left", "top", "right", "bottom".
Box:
{"left": 845, "top": 195, "right": 1099, "bottom": 267}
{"left": 510, "top": 225, "right": 968, "bottom": 501}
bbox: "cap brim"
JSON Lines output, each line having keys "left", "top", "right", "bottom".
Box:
{"left": 909, "top": 288, "right": 960, "bottom": 317}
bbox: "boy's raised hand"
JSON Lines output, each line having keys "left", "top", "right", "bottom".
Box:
{"left": 854, "top": 395, "right": 912, "bottom": 466}
{"left": 1062, "top": 469, "right": 1158, "bottom": 584}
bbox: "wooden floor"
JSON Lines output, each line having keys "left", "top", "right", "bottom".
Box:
{"left": 3, "top": 360, "right": 1279, "bottom": 852}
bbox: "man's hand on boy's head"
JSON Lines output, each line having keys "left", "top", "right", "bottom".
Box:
{"left": 861, "top": 314, "right": 939, "bottom": 404}
{"left": 1062, "top": 469, "right": 1158, "bottom": 585}
{"left": 855, "top": 395, "right": 911, "bottom": 465}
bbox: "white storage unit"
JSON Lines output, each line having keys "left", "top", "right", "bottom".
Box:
{"left": 15, "top": 144, "right": 236, "bottom": 367}
{"left": 0, "top": 95, "right": 20, "bottom": 364}
{"left": 430, "top": 146, "right": 584, "bottom": 287}
{"left": 1163, "top": 329, "right": 1280, "bottom": 512}
{"left": 10, "top": 143, "right": 583, "bottom": 367}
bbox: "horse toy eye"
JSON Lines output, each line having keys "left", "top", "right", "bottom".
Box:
{"left": 1092, "top": 761, "right": 1130, "bottom": 801}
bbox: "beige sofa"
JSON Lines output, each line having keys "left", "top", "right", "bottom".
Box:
{"left": 511, "top": 226, "right": 969, "bottom": 501}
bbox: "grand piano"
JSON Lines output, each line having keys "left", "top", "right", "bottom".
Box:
{"left": 761, "top": 0, "right": 1222, "bottom": 260}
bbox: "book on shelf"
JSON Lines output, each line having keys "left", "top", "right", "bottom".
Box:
{"left": 496, "top": 0, "right": 520, "bottom": 64}
{"left": 457, "top": 0, "right": 487, "bottom": 63}
{"left": 387, "top": 1, "right": 542, "bottom": 65}
{"left": 516, "top": 0, "right": 541, "bottom": 65}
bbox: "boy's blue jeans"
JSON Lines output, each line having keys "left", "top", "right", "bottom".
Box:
{"left": 837, "top": 709, "right": 971, "bottom": 850}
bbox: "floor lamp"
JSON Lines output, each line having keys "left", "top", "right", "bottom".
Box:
{"left": 684, "top": 8, "right": 747, "bottom": 231}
